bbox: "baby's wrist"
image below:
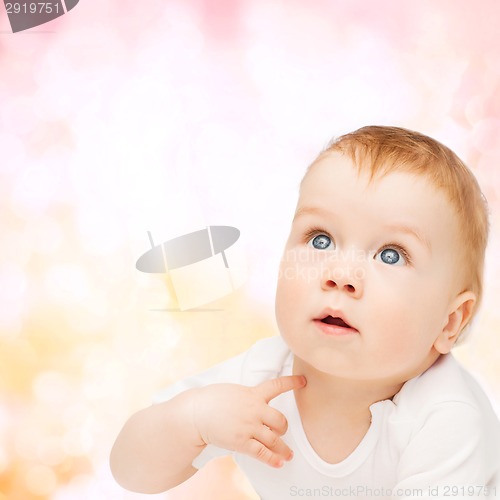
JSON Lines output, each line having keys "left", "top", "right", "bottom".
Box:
{"left": 190, "top": 388, "right": 212, "bottom": 447}
{"left": 173, "top": 388, "right": 207, "bottom": 448}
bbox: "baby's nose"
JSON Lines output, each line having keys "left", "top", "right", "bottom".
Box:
{"left": 321, "top": 263, "right": 363, "bottom": 297}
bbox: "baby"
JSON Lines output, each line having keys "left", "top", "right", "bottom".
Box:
{"left": 110, "top": 126, "right": 500, "bottom": 499}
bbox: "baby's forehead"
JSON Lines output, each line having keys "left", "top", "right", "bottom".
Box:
{"left": 298, "top": 154, "right": 456, "bottom": 224}
{"left": 303, "top": 156, "right": 381, "bottom": 188}
{"left": 303, "top": 152, "right": 444, "bottom": 198}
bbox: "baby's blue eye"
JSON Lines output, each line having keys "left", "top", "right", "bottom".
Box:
{"left": 309, "top": 234, "right": 333, "bottom": 250}
{"left": 376, "top": 248, "right": 406, "bottom": 266}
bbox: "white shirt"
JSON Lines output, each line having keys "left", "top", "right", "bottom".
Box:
{"left": 154, "top": 336, "right": 500, "bottom": 500}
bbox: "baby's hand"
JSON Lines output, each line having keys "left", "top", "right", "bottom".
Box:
{"left": 192, "top": 375, "right": 306, "bottom": 468}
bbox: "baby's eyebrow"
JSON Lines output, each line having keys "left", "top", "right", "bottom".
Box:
{"left": 293, "top": 206, "right": 335, "bottom": 221}
{"left": 382, "top": 223, "right": 431, "bottom": 251}
{"left": 294, "top": 206, "right": 431, "bottom": 252}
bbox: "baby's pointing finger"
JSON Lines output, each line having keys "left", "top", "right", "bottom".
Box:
{"left": 256, "top": 375, "right": 307, "bottom": 403}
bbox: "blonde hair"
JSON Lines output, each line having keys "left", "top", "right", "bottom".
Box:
{"left": 309, "top": 125, "right": 489, "bottom": 328}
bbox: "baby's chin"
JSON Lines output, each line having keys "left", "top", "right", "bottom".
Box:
{"left": 289, "top": 348, "right": 351, "bottom": 379}
{"left": 288, "top": 346, "right": 429, "bottom": 390}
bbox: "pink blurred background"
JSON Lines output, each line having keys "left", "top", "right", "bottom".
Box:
{"left": 1, "top": 1, "right": 499, "bottom": 498}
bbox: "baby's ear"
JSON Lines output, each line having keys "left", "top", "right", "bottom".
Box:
{"left": 434, "top": 291, "right": 476, "bottom": 354}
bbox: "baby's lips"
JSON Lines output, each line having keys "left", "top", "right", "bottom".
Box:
{"left": 315, "top": 307, "right": 359, "bottom": 332}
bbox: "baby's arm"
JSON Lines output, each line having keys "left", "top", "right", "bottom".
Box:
{"left": 110, "top": 388, "right": 203, "bottom": 493}
{"left": 110, "top": 375, "right": 306, "bottom": 494}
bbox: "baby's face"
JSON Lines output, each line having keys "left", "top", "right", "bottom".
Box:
{"left": 275, "top": 153, "right": 464, "bottom": 384}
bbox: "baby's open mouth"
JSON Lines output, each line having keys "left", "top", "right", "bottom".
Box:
{"left": 320, "top": 315, "right": 352, "bottom": 329}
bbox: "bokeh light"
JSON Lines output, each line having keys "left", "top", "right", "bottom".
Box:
{"left": 1, "top": 0, "right": 499, "bottom": 498}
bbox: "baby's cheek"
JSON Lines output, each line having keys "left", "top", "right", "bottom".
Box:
{"left": 275, "top": 265, "right": 305, "bottom": 326}
{"left": 278, "top": 259, "right": 306, "bottom": 289}
{"left": 375, "top": 309, "right": 435, "bottom": 362}
{"left": 276, "top": 272, "right": 298, "bottom": 307}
